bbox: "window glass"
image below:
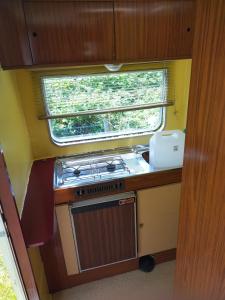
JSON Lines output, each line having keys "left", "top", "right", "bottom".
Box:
{"left": 41, "top": 69, "right": 167, "bottom": 144}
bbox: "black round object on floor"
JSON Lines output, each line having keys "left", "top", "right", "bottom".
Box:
{"left": 139, "top": 255, "right": 155, "bottom": 272}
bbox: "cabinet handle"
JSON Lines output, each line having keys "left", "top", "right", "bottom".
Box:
{"left": 139, "top": 223, "right": 144, "bottom": 228}
{"left": 32, "top": 32, "right": 38, "bottom": 37}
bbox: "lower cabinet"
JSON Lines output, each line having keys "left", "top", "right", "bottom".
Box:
{"left": 56, "top": 196, "right": 137, "bottom": 274}
{"left": 55, "top": 185, "right": 180, "bottom": 276}
{"left": 137, "top": 183, "right": 181, "bottom": 257}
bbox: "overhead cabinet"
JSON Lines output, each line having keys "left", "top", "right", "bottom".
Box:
{"left": 0, "top": 0, "right": 32, "bottom": 68}
{"left": 115, "top": 0, "right": 195, "bottom": 61}
{"left": 0, "top": 0, "right": 195, "bottom": 68}
{"left": 24, "top": 1, "right": 114, "bottom": 65}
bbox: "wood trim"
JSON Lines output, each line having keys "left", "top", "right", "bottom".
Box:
{"left": 54, "top": 168, "right": 182, "bottom": 204}
{"left": 174, "top": 1, "right": 225, "bottom": 299}
{"left": 21, "top": 159, "right": 55, "bottom": 247}
{"left": 153, "top": 248, "right": 176, "bottom": 264}
{"left": 0, "top": 151, "right": 39, "bottom": 300}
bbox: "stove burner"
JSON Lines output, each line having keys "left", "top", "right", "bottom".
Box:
{"left": 107, "top": 163, "right": 116, "bottom": 172}
{"left": 73, "top": 169, "right": 81, "bottom": 177}
{"left": 57, "top": 154, "right": 131, "bottom": 186}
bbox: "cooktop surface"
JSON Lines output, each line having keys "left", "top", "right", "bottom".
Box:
{"left": 54, "top": 146, "right": 151, "bottom": 189}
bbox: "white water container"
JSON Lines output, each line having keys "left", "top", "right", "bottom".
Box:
{"left": 149, "top": 130, "right": 185, "bottom": 169}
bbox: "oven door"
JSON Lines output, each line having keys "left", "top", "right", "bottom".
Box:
{"left": 70, "top": 192, "right": 137, "bottom": 272}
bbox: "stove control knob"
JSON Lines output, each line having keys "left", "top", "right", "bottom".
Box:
{"left": 76, "top": 189, "right": 85, "bottom": 196}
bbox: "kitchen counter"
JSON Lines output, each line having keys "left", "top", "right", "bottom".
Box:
{"left": 21, "top": 152, "right": 182, "bottom": 247}
{"left": 54, "top": 150, "right": 182, "bottom": 204}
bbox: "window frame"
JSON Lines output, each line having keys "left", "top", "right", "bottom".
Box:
{"left": 47, "top": 108, "right": 166, "bottom": 145}
{"left": 38, "top": 65, "right": 171, "bottom": 146}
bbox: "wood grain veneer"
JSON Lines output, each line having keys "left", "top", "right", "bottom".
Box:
{"left": 73, "top": 202, "right": 136, "bottom": 270}
{"left": 174, "top": 0, "right": 225, "bottom": 299}
{"left": 24, "top": 1, "right": 114, "bottom": 65}
{"left": 0, "top": 151, "right": 39, "bottom": 300}
{"left": 0, "top": 0, "right": 32, "bottom": 68}
{"left": 115, "top": 0, "right": 196, "bottom": 62}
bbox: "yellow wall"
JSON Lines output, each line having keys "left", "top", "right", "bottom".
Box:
{"left": 166, "top": 59, "right": 192, "bottom": 129}
{"left": 0, "top": 69, "right": 52, "bottom": 300}
{"left": 16, "top": 59, "right": 191, "bottom": 160}
{"left": 0, "top": 69, "right": 33, "bottom": 213}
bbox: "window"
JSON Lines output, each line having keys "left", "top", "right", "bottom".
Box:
{"left": 40, "top": 67, "right": 171, "bottom": 145}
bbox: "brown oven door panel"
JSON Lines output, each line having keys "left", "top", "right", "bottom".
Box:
{"left": 72, "top": 200, "right": 136, "bottom": 271}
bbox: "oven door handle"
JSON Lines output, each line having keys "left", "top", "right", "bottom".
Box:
{"left": 71, "top": 197, "right": 135, "bottom": 215}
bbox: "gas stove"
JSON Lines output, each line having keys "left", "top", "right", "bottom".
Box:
{"left": 54, "top": 146, "right": 150, "bottom": 189}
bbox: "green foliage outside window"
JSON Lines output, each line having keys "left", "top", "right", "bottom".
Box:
{"left": 0, "top": 255, "right": 17, "bottom": 300}
{"left": 42, "top": 69, "right": 167, "bottom": 142}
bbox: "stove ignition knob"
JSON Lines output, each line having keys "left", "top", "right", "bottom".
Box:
{"left": 76, "top": 189, "right": 85, "bottom": 196}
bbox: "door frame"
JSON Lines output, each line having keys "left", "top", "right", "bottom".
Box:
{"left": 0, "top": 149, "right": 39, "bottom": 300}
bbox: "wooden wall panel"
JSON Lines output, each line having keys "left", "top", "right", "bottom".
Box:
{"left": 174, "top": 1, "right": 225, "bottom": 299}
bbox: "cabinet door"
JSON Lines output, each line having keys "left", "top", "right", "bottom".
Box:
{"left": 137, "top": 183, "right": 181, "bottom": 257}
{"left": 0, "top": 0, "right": 32, "bottom": 68}
{"left": 55, "top": 205, "right": 79, "bottom": 275}
{"left": 115, "top": 0, "right": 195, "bottom": 62}
{"left": 24, "top": 1, "right": 114, "bottom": 65}
{"left": 72, "top": 201, "right": 136, "bottom": 271}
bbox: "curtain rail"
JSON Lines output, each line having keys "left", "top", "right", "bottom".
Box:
{"left": 38, "top": 101, "right": 174, "bottom": 120}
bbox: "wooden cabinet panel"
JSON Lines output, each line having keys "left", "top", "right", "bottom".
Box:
{"left": 174, "top": 1, "right": 225, "bottom": 299}
{"left": 72, "top": 202, "right": 136, "bottom": 271}
{"left": 115, "top": 0, "right": 195, "bottom": 62}
{"left": 24, "top": 1, "right": 114, "bottom": 65}
{"left": 137, "top": 183, "right": 181, "bottom": 257}
{"left": 0, "top": 0, "right": 32, "bottom": 68}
